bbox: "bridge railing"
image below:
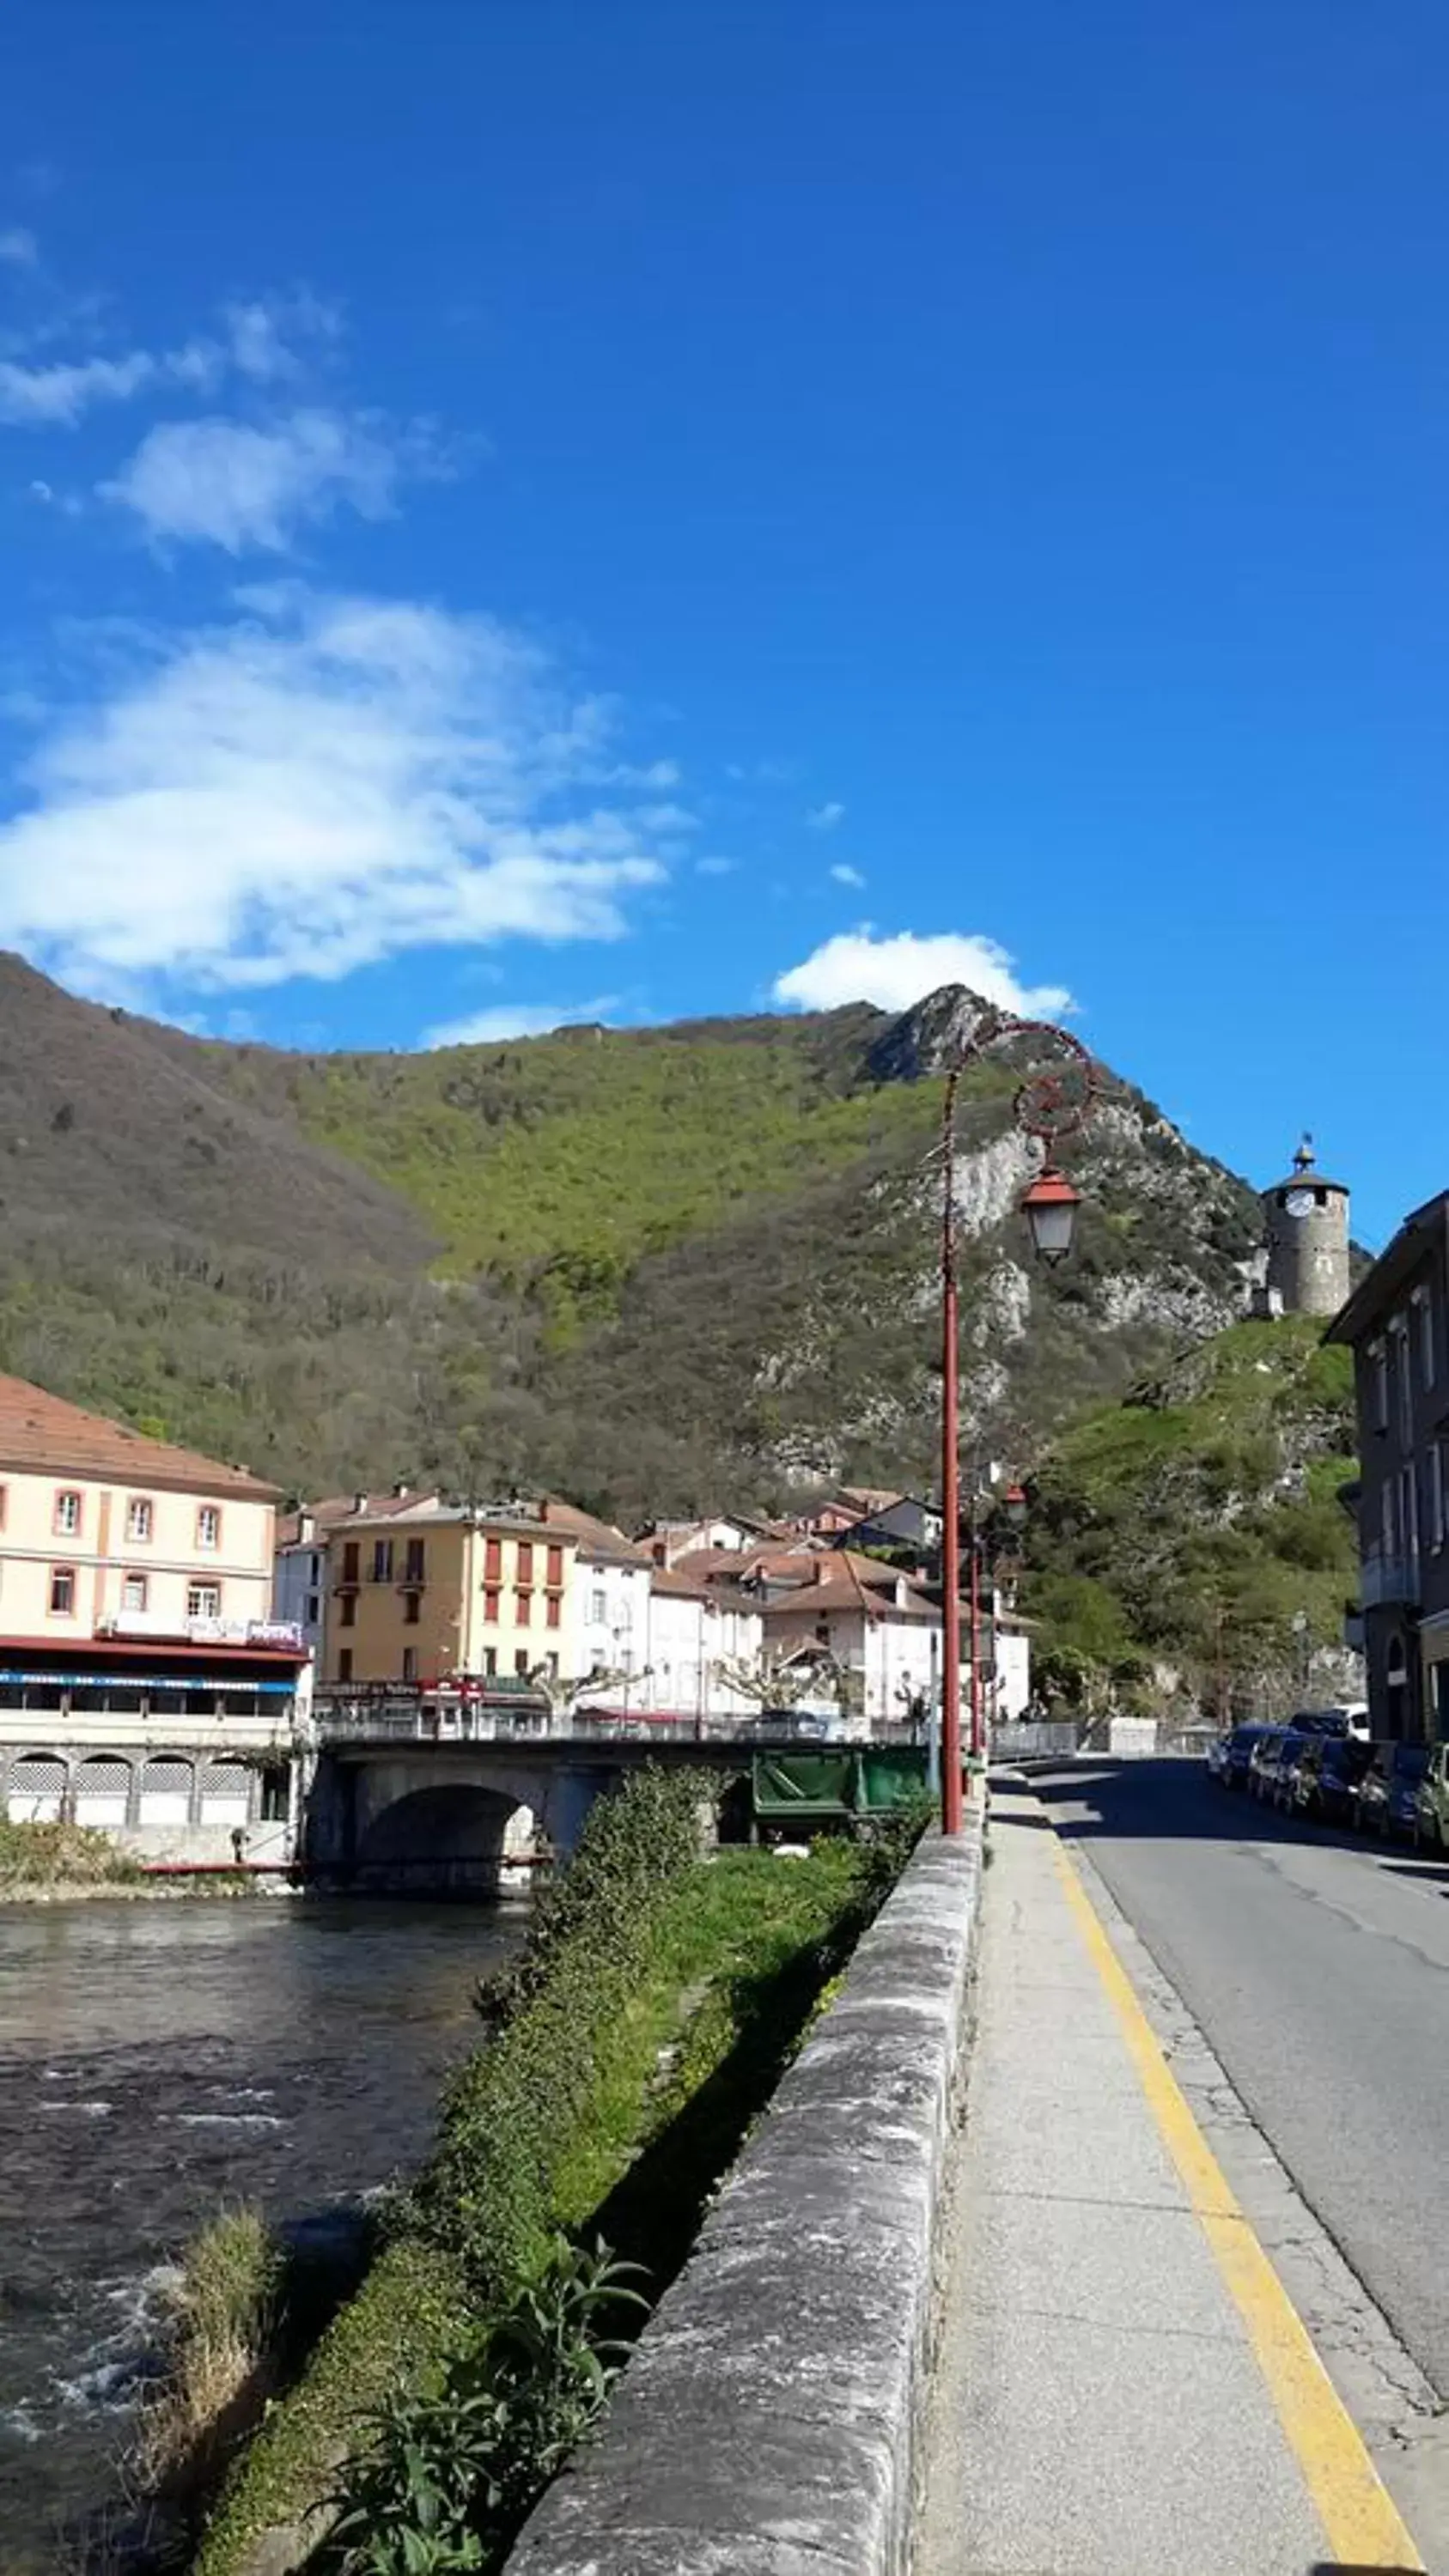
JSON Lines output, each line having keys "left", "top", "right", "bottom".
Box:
{"left": 312, "top": 1690, "right": 926, "bottom": 1751}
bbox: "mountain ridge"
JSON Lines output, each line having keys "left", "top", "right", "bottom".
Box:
{"left": 0, "top": 956, "right": 1267, "bottom": 1514}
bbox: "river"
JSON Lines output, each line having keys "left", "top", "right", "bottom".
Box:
{"left": 0, "top": 1893, "right": 526, "bottom": 2571}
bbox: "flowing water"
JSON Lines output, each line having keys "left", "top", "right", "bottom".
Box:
{"left": 0, "top": 1893, "right": 527, "bottom": 2570}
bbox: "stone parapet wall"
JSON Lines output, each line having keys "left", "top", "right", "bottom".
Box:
{"left": 507, "top": 1817, "right": 983, "bottom": 2576}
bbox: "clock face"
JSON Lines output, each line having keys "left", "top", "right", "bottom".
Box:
{"left": 1284, "top": 1190, "right": 1315, "bottom": 1218}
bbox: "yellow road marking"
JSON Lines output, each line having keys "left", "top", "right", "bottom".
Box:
{"left": 1052, "top": 1837, "right": 1424, "bottom": 2573}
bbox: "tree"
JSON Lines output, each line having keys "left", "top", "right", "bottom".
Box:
{"left": 527, "top": 1662, "right": 642, "bottom": 1722}
{"left": 710, "top": 1649, "right": 818, "bottom": 1710}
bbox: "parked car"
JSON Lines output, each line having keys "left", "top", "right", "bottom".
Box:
{"left": 1383, "top": 1743, "right": 1430, "bottom": 1840}
{"left": 1248, "top": 1730, "right": 1291, "bottom": 1801}
{"left": 1215, "top": 1723, "right": 1274, "bottom": 1789}
{"left": 1413, "top": 1744, "right": 1449, "bottom": 1851}
{"left": 1292, "top": 1734, "right": 1373, "bottom": 1824}
{"left": 1354, "top": 1756, "right": 1390, "bottom": 1836}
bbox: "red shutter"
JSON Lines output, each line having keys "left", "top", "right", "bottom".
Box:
{"left": 546, "top": 1545, "right": 563, "bottom": 1587}
{"left": 517, "top": 1540, "right": 534, "bottom": 1583}
{"left": 546, "top": 1594, "right": 561, "bottom": 1629}
{"left": 484, "top": 1535, "right": 502, "bottom": 1582}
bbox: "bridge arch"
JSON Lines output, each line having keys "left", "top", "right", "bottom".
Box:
{"left": 354, "top": 1779, "right": 527, "bottom": 1893}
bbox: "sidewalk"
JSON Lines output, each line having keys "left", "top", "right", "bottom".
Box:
{"left": 914, "top": 1784, "right": 1422, "bottom": 2576}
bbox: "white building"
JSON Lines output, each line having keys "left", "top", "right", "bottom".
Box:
{"left": 640, "top": 1567, "right": 764, "bottom": 1722}
{"left": 537, "top": 1499, "right": 654, "bottom": 1696}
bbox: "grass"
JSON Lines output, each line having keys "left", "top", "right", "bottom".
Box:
{"left": 192, "top": 1833, "right": 905, "bottom": 2576}
{"left": 0, "top": 1819, "right": 142, "bottom": 1887}
{"left": 136, "top": 2207, "right": 283, "bottom": 2490}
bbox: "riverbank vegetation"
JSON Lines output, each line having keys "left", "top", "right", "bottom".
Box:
{"left": 189, "top": 1771, "right": 916, "bottom": 2576}
{"left": 0, "top": 1817, "right": 142, "bottom": 1889}
{"left": 137, "top": 2208, "right": 284, "bottom": 2491}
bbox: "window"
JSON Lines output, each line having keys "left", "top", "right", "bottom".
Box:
{"left": 306, "top": 1591, "right": 320, "bottom": 1624}
{"left": 514, "top": 1649, "right": 531, "bottom": 1676}
{"left": 197, "top": 1505, "right": 222, "bottom": 1550}
{"left": 515, "top": 1589, "right": 532, "bottom": 1626}
{"left": 121, "top": 1573, "right": 148, "bottom": 1613}
{"left": 483, "top": 1646, "right": 497, "bottom": 1677}
{"left": 1403, "top": 1462, "right": 1420, "bottom": 1571}
{"left": 1433, "top": 1445, "right": 1446, "bottom": 1554}
{"left": 546, "top": 1593, "right": 561, "bottom": 1630}
{"left": 1371, "top": 1340, "right": 1388, "bottom": 1433}
{"left": 484, "top": 1534, "right": 502, "bottom": 1582}
{"left": 401, "top": 1645, "right": 417, "bottom": 1684}
{"left": 339, "top": 1592, "right": 356, "bottom": 1628}
{"left": 340, "top": 1540, "right": 360, "bottom": 1584}
{"left": 187, "top": 1581, "right": 222, "bottom": 1619}
{"left": 126, "top": 1497, "right": 153, "bottom": 1542}
{"left": 49, "top": 1566, "right": 75, "bottom": 1615}
{"left": 53, "top": 1489, "right": 82, "bottom": 1535}
{"left": 517, "top": 1540, "right": 534, "bottom": 1583}
{"left": 1381, "top": 1478, "right": 1397, "bottom": 1559}
{"left": 371, "top": 1537, "right": 393, "bottom": 1583}
{"left": 546, "top": 1546, "right": 563, "bottom": 1587}
{"left": 405, "top": 1537, "right": 426, "bottom": 1583}
{"left": 309, "top": 1552, "right": 321, "bottom": 1583}
{"left": 590, "top": 1588, "right": 607, "bottom": 1624}
{"left": 1418, "top": 1290, "right": 1438, "bottom": 1391}
{"left": 483, "top": 1586, "right": 501, "bottom": 1624}
{"left": 338, "top": 1648, "right": 354, "bottom": 1683}
{"left": 1398, "top": 1334, "right": 1414, "bottom": 1446}
{"left": 404, "top": 1590, "right": 422, "bottom": 1625}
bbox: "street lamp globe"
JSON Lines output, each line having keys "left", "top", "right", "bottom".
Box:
{"left": 1002, "top": 1480, "right": 1029, "bottom": 1533}
{"left": 1020, "top": 1166, "right": 1081, "bottom": 1266}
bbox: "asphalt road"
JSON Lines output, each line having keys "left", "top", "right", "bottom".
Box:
{"left": 1037, "top": 1756, "right": 1449, "bottom": 2405}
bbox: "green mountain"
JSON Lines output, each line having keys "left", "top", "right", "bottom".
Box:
{"left": 1020, "top": 1316, "right": 1359, "bottom": 1711}
{"left": 0, "top": 956, "right": 1269, "bottom": 1517}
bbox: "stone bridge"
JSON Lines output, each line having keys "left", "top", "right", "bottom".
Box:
{"left": 302, "top": 1722, "right": 794, "bottom": 1890}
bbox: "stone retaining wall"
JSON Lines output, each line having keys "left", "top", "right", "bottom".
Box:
{"left": 507, "top": 1818, "right": 984, "bottom": 2576}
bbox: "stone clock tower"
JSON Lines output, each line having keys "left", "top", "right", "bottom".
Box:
{"left": 1263, "top": 1138, "right": 1350, "bottom": 1318}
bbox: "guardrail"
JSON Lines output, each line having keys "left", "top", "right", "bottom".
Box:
{"left": 311, "top": 1697, "right": 927, "bottom": 1751}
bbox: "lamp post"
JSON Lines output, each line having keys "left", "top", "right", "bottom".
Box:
{"left": 938, "top": 1018, "right": 1094, "bottom": 1832}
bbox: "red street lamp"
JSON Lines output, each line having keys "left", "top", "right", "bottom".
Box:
{"left": 938, "top": 1017, "right": 1094, "bottom": 1834}
{"left": 1020, "top": 1167, "right": 1081, "bottom": 1266}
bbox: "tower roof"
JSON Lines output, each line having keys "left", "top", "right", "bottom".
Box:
{"left": 1265, "top": 1133, "right": 1349, "bottom": 1198}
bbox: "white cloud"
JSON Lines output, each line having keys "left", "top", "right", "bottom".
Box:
{"left": 771, "top": 929, "right": 1073, "bottom": 1018}
{"left": 227, "top": 292, "right": 338, "bottom": 383}
{"left": 100, "top": 410, "right": 417, "bottom": 552}
{"left": 806, "top": 799, "right": 845, "bottom": 831}
{"left": 0, "top": 347, "right": 167, "bottom": 424}
{"left": 0, "top": 587, "right": 671, "bottom": 997}
{"left": 0, "top": 290, "right": 333, "bottom": 427}
{"left": 424, "top": 995, "right": 618, "bottom": 1048}
{"left": 0, "top": 228, "right": 38, "bottom": 267}
{"left": 830, "top": 862, "right": 865, "bottom": 889}
{"left": 696, "top": 855, "right": 736, "bottom": 877}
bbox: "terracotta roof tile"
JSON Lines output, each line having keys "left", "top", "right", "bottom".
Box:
{"left": 0, "top": 1372, "right": 279, "bottom": 1500}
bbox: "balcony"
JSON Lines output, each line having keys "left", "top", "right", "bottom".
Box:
{"left": 1360, "top": 1553, "right": 1421, "bottom": 1611}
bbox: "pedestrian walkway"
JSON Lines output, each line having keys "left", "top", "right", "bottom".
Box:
{"left": 915, "top": 1784, "right": 1424, "bottom": 2576}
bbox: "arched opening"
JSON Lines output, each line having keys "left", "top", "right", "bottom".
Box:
{"left": 198, "top": 1759, "right": 252, "bottom": 1827}
{"left": 356, "top": 1783, "right": 521, "bottom": 1893}
{"left": 139, "top": 1757, "right": 194, "bottom": 1826}
{"left": 7, "top": 1754, "right": 67, "bottom": 1823}
{"left": 73, "top": 1756, "right": 131, "bottom": 1829}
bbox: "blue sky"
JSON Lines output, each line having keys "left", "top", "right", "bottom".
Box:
{"left": 0, "top": 3, "right": 1445, "bottom": 1244}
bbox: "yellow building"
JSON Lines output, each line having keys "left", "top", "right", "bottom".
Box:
{"left": 324, "top": 1504, "right": 579, "bottom": 1686}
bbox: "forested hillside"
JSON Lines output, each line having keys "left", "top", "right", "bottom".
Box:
{"left": 0, "top": 955, "right": 1268, "bottom": 1515}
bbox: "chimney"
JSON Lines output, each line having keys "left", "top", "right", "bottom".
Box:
{"left": 353, "top": 1492, "right": 368, "bottom": 1516}
{"left": 392, "top": 1480, "right": 411, "bottom": 1499}
{"left": 298, "top": 1510, "right": 315, "bottom": 1545}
